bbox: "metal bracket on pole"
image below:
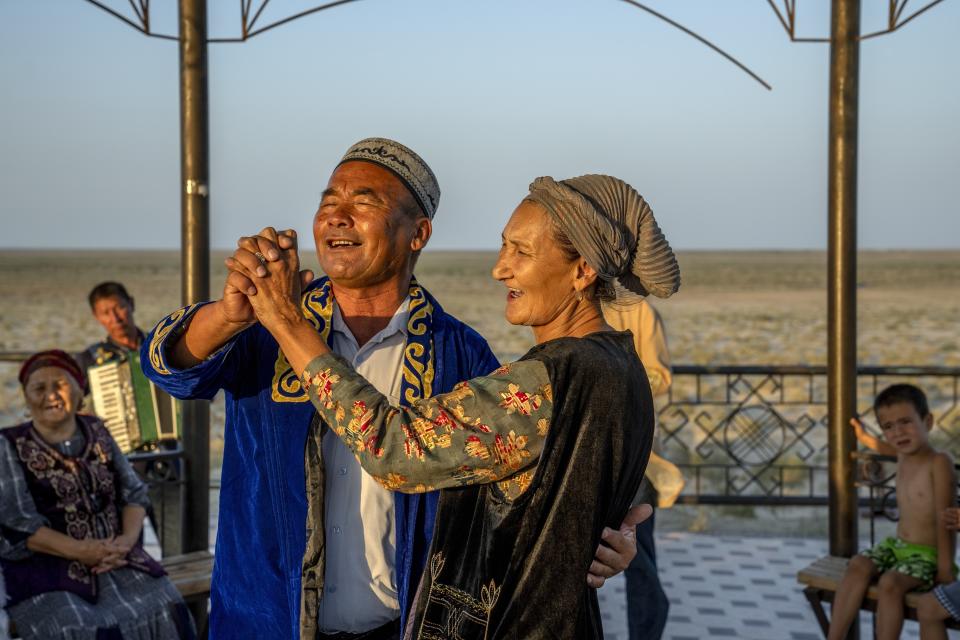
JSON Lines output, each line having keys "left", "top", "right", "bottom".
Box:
{"left": 185, "top": 179, "right": 209, "bottom": 197}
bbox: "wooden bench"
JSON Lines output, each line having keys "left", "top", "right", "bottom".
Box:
{"left": 162, "top": 550, "right": 214, "bottom": 601}
{"left": 163, "top": 550, "right": 212, "bottom": 638}
{"left": 798, "top": 555, "right": 960, "bottom": 636}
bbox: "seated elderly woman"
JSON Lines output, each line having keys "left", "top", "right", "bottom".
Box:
{"left": 233, "top": 174, "right": 680, "bottom": 638}
{"left": 0, "top": 350, "right": 194, "bottom": 640}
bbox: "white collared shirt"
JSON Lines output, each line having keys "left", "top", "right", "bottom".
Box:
{"left": 317, "top": 298, "right": 410, "bottom": 633}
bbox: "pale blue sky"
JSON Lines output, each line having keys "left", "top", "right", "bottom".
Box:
{"left": 1, "top": 1, "right": 957, "bottom": 250}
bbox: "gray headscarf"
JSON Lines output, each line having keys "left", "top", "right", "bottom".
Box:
{"left": 526, "top": 174, "right": 681, "bottom": 302}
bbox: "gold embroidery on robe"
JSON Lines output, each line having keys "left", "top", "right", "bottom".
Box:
{"left": 496, "top": 469, "right": 535, "bottom": 501}
{"left": 148, "top": 304, "right": 200, "bottom": 375}
{"left": 272, "top": 285, "right": 334, "bottom": 402}
{"left": 417, "top": 552, "right": 500, "bottom": 640}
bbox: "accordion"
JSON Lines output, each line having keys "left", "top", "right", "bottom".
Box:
{"left": 88, "top": 353, "right": 179, "bottom": 453}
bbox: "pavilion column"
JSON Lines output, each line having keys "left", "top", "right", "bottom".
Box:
{"left": 178, "top": 0, "right": 210, "bottom": 557}
{"left": 178, "top": 0, "right": 211, "bottom": 633}
{"left": 826, "top": 0, "right": 860, "bottom": 570}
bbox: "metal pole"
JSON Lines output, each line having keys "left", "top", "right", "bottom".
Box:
{"left": 178, "top": 0, "right": 210, "bottom": 558}
{"left": 827, "top": 0, "right": 860, "bottom": 569}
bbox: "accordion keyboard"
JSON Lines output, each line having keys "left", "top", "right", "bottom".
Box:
{"left": 88, "top": 361, "right": 139, "bottom": 453}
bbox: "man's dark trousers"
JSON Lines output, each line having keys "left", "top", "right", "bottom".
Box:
{"left": 625, "top": 480, "right": 669, "bottom": 640}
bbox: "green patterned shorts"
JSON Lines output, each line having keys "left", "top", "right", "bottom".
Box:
{"left": 861, "top": 537, "right": 938, "bottom": 588}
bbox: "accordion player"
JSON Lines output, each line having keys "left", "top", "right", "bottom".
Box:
{"left": 86, "top": 351, "right": 180, "bottom": 454}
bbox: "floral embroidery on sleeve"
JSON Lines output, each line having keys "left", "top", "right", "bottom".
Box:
{"left": 301, "top": 356, "right": 552, "bottom": 494}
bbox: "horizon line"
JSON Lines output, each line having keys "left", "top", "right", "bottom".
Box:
{"left": 3, "top": 246, "right": 960, "bottom": 253}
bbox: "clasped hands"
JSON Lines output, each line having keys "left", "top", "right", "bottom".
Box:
{"left": 223, "top": 227, "right": 313, "bottom": 331}
{"left": 77, "top": 534, "right": 137, "bottom": 574}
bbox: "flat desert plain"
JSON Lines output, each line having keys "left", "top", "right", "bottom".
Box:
{"left": 2, "top": 249, "right": 958, "bottom": 530}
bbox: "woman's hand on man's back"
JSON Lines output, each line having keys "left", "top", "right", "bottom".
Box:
{"left": 586, "top": 504, "right": 653, "bottom": 588}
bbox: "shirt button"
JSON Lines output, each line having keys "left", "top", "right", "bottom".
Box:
{"left": 338, "top": 467, "right": 348, "bottom": 476}
{"left": 328, "top": 585, "right": 337, "bottom": 594}
{"left": 332, "top": 526, "right": 342, "bottom": 535}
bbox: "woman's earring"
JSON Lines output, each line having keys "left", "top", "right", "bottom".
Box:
{"left": 575, "top": 290, "right": 583, "bottom": 302}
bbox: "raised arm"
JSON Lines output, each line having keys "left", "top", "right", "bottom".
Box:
{"left": 301, "top": 353, "right": 551, "bottom": 493}
{"left": 230, "top": 228, "right": 551, "bottom": 494}
{"left": 933, "top": 452, "right": 958, "bottom": 584}
{"left": 167, "top": 302, "right": 254, "bottom": 369}
{"left": 850, "top": 417, "right": 897, "bottom": 456}
{"left": 167, "top": 229, "right": 314, "bottom": 369}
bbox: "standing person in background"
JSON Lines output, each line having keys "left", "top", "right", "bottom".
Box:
{"left": 603, "top": 299, "right": 683, "bottom": 640}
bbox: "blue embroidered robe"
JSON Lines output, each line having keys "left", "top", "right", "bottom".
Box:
{"left": 140, "top": 280, "right": 499, "bottom": 640}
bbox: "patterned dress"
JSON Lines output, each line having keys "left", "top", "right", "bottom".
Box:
{"left": 302, "top": 331, "right": 654, "bottom": 639}
{"left": 0, "top": 417, "right": 194, "bottom": 640}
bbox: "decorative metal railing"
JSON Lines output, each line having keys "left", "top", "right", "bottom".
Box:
{"left": 662, "top": 365, "right": 960, "bottom": 505}
{"left": 3, "top": 352, "right": 959, "bottom": 542}
{"left": 128, "top": 446, "right": 188, "bottom": 555}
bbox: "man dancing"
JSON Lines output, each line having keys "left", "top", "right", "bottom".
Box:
{"left": 142, "top": 138, "right": 645, "bottom": 639}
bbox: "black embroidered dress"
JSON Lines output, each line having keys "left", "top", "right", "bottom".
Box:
{"left": 301, "top": 330, "right": 653, "bottom": 639}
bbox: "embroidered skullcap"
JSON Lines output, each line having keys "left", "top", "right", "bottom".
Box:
{"left": 18, "top": 349, "right": 86, "bottom": 390}
{"left": 526, "top": 174, "right": 681, "bottom": 301}
{"left": 338, "top": 137, "right": 441, "bottom": 219}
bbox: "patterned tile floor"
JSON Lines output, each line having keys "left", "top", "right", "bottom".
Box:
{"left": 143, "top": 526, "right": 960, "bottom": 639}
{"left": 597, "top": 532, "right": 960, "bottom": 640}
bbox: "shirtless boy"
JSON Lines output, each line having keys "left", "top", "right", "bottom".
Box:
{"left": 827, "top": 384, "right": 956, "bottom": 640}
